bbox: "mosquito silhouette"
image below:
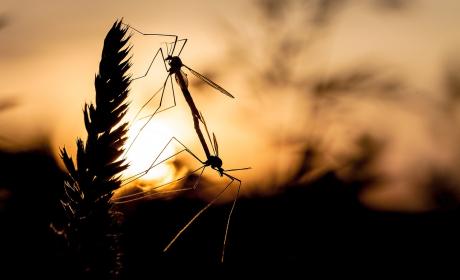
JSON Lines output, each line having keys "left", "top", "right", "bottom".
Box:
{"left": 111, "top": 111, "right": 250, "bottom": 262}
{"left": 122, "top": 24, "right": 234, "bottom": 158}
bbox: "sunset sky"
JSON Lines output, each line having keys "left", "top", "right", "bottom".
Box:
{"left": 2, "top": 0, "right": 460, "bottom": 212}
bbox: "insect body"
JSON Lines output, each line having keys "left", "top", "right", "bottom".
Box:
{"left": 116, "top": 23, "right": 249, "bottom": 263}
{"left": 111, "top": 112, "right": 250, "bottom": 262}
{"left": 122, "top": 24, "right": 234, "bottom": 158}
{"left": 165, "top": 55, "right": 234, "bottom": 99}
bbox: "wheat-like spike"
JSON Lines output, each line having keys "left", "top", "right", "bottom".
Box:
{"left": 54, "top": 19, "right": 132, "bottom": 280}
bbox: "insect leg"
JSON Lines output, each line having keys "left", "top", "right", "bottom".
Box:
{"left": 136, "top": 72, "right": 177, "bottom": 121}
{"left": 131, "top": 84, "right": 164, "bottom": 125}
{"left": 163, "top": 174, "right": 238, "bottom": 261}
{"left": 122, "top": 22, "right": 178, "bottom": 54}
{"left": 113, "top": 137, "right": 208, "bottom": 203}
{"left": 220, "top": 173, "right": 241, "bottom": 262}
{"left": 123, "top": 74, "right": 171, "bottom": 158}
{"left": 132, "top": 48, "right": 168, "bottom": 80}
{"left": 162, "top": 38, "right": 187, "bottom": 57}
{"left": 124, "top": 136, "right": 205, "bottom": 183}
{"left": 176, "top": 38, "right": 188, "bottom": 57}
{"left": 112, "top": 165, "right": 207, "bottom": 204}
{"left": 121, "top": 137, "right": 187, "bottom": 186}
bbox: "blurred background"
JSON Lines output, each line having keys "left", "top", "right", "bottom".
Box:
{"left": 2, "top": 0, "right": 460, "bottom": 276}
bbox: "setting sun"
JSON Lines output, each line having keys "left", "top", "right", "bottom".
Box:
{"left": 122, "top": 119, "right": 178, "bottom": 183}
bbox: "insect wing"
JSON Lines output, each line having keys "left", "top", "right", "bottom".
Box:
{"left": 183, "top": 65, "right": 234, "bottom": 98}
{"left": 198, "top": 111, "right": 217, "bottom": 156}
{"left": 175, "top": 70, "right": 189, "bottom": 88}
{"left": 213, "top": 133, "right": 219, "bottom": 157}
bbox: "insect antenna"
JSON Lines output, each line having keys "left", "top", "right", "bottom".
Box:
{"left": 162, "top": 38, "right": 188, "bottom": 57}
{"left": 164, "top": 41, "right": 172, "bottom": 57}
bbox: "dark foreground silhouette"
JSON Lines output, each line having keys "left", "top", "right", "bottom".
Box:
{"left": 1, "top": 145, "right": 460, "bottom": 278}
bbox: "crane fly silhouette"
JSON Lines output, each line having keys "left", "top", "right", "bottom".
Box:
{"left": 111, "top": 111, "right": 251, "bottom": 262}
{"left": 115, "top": 23, "right": 248, "bottom": 262}
{"left": 121, "top": 24, "right": 234, "bottom": 159}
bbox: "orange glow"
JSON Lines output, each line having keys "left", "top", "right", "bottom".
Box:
{"left": 111, "top": 117, "right": 186, "bottom": 202}
{"left": 3, "top": 1, "right": 460, "bottom": 212}
{"left": 122, "top": 120, "right": 177, "bottom": 181}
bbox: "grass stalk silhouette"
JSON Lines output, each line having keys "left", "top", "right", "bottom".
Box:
{"left": 53, "top": 20, "right": 132, "bottom": 279}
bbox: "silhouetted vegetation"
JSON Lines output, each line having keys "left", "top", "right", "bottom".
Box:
{"left": 0, "top": 143, "right": 67, "bottom": 279}
{"left": 52, "top": 20, "right": 132, "bottom": 279}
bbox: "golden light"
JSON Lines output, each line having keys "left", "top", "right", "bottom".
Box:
{"left": 112, "top": 115, "right": 197, "bottom": 203}
{"left": 122, "top": 119, "right": 178, "bottom": 184}
{"left": 3, "top": 1, "right": 460, "bottom": 213}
